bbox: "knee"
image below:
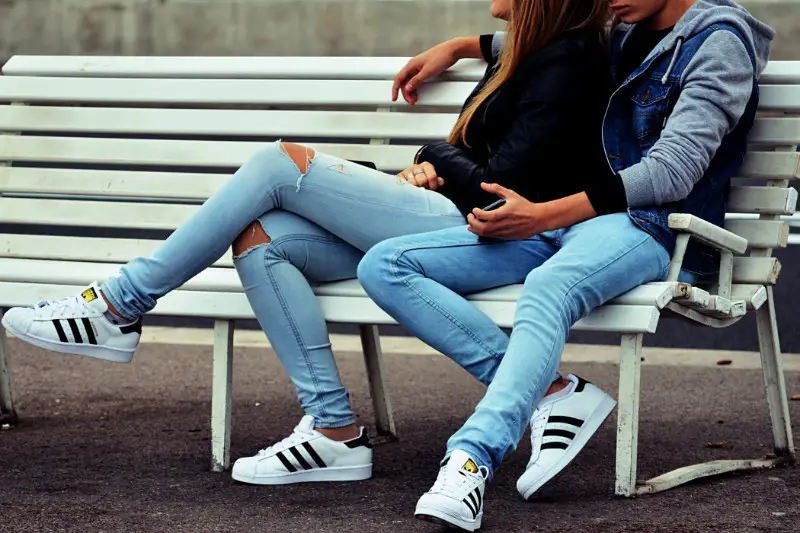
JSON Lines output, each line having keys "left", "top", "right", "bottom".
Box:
{"left": 278, "top": 142, "right": 316, "bottom": 173}
{"left": 243, "top": 141, "right": 316, "bottom": 177}
{"left": 233, "top": 221, "right": 272, "bottom": 259}
{"left": 358, "top": 239, "right": 405, "bottom": 295}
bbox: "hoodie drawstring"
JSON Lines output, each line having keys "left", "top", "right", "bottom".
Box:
{"left": 661, "top": 37, "right": 684, "bottom": 84}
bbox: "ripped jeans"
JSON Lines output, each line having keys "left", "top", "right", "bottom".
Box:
{"left": 101, "top": 141, "right": 466, "bottom": 428}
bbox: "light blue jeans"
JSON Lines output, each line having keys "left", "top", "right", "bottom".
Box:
{"left": 102, "top": 141, "right": 467, "bottom": 428}
{"left": 357, "top": 213, "right": 672, "bottom": 474}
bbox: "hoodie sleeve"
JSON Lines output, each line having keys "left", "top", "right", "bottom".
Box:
{"left": 619, "top": 30, "right": 755, "bottom": 208}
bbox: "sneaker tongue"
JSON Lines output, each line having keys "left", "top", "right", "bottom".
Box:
{"left": 295, "top": 415, "right": 316, "bottom": 434}
{"left": 449, "top": 449, "right": 480, "bottom": 475}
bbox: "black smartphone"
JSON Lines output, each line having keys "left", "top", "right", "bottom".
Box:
{"left": 482, "top": 199, "right": 507, "bottom": 212}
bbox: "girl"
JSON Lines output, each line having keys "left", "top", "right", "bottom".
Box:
{"left": 3, "top": 0, "right": 611, "bottom": 490}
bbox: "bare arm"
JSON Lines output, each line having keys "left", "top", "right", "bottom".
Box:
{"left": 392, "top": 36, "right": 483, "bottom": 105}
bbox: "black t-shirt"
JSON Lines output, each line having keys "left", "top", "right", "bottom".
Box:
{"left": 617, "top": 26, "right": 674, "bottom": 83}
{"left": 586, "top": 26, "right": 674, "bottom": 216}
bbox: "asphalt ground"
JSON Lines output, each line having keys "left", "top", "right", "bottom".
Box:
{"left": 1, "top": 339, "right": 798, "bottom": 533}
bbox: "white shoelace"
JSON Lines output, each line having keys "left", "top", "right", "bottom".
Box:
{"left": 256, "top": 427, "right": 314, "bottom": 458}
{"left": 430, "top": 462, "right": 488, "bottom": 496}
{"left": 34, "top": 296, "right": 90, "bottom": 320}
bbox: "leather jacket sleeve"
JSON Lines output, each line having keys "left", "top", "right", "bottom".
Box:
{"left": 416, "top": 53, "right": 593, "bottom": 200}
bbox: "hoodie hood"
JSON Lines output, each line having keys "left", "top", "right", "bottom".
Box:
{"left": 623, "top": 0, "right": 774, "bottom": 75}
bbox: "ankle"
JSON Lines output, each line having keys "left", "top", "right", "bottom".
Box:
{"left": 317, "top": 424, "right": 360, "bottom": 442}
{"left": 99, "top": 289, "right": 124, "bottom": 320}
{"left": 545, "top": 377, "right": 571, "bottom": 397}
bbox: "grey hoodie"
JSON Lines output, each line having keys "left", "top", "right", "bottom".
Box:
{"left": 615, "top": 0, "right": 774, "bottom": 208}
{"left": 491, "top": 0, "right": 774, "bottom": 208}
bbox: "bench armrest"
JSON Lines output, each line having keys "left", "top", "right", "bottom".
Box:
{"left": 668, "top": 214, "right": 748, "bottom": 255}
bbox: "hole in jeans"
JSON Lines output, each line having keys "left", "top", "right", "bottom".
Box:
{"left": 279, "top": 142, "right": 316, "bottom": 173}
{"left": 233, "top": 222, "right": 272, "bottom": 258}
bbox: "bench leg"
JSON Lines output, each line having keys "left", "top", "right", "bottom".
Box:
{"left": 211, "top": 319, "right": 234, "bottom": 472}
{"left": 615, "top": 333, "right": 643, "bottom": 497}
{"left": 359, "top": 325, "right": 397, "bottom": 444}
{"left": 0, "top": 309, "right": 18, "bottom": 427}
{"left": 755, "top": 287, "right": 795, "bottom": 461}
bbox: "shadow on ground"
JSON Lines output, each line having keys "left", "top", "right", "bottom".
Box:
{"left": 1, "top": 340, "right": 798, "bottom": 532}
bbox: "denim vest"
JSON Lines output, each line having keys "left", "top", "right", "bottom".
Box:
{"left": 604, "top": 23, "right": 758, "bottom": 275}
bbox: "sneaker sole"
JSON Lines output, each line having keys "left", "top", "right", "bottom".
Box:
{"left": 415, "top": 505, "right": 482, "bottom": 532}
{"left": 231, "top": 464, "right": 372, "bottom": 485}
{"left": 2, "top": 316, "right": 135, "bottom": 363}
{"left": 517, "top": 395, "right": 617, "bottom": 500}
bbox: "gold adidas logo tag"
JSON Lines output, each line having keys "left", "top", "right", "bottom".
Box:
{"left": 461, "top": 459, "right": 479, "bottom": 474}
{"left": 81, "top": 287, "right": 98, "bottom": 303}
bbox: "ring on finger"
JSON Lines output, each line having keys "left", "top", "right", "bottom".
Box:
{"left": 406, "top": 173, "right": 415, "bottom": 180}
{"left": 413, "top": 168, "right": 425, "bottom": 175}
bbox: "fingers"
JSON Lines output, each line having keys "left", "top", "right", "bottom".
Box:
{"left": 480, "top": 182, "right": 513, "bottom": 199}
{"left": 420, "top": 162, "right": 439, "bottom": 190}
{"left": 466, "top": 213, "right": 485, "bottom": 235}
{"left": 471, "top": 207, "right": 505, "bottom": 222}
{"left": 393, "top": 62, "right": 419, "bottom": 102}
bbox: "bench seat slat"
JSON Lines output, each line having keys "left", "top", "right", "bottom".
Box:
{"left": 0, "top": 136, "right": 416, "bottom": 172}
{"left": 0, "top": 281, "right": 660, "bottom": 333}
{"left": 0, "top": 105, "right": 457, "bottom": 140}
{"left": 0, "top": 76, "right": 474, "bottom": 109}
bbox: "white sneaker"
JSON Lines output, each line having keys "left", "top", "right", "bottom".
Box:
{"left": 231, "top": 415, "right": 373, "bottom": 485}
{"left": 516, "top": 374, "right": 616, "bottom": 500}
{"left": 1, "top": 283, "right": 141, "bottom": 363}
{"left": 415, "top": 450, "right": 488, "bottom": 532}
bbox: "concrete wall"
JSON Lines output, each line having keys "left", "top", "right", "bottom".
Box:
{"left": 1, "top": 0, "right": 798, "bottom": 63}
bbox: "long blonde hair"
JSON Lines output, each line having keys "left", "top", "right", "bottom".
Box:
{"left": 448, "top": 0, "right": 610, "bottom": 146}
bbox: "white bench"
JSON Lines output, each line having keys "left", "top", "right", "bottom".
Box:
{"left": 0, "top": 56, "right": 797, "bottom": 497}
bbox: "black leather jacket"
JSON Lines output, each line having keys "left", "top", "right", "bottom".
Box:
{"left": 417, "top": 28, "right": 611, "bottom": 215}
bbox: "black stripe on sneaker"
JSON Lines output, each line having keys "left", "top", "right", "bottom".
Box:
{"left": 463, "top": 497, "right": 478, "bottom": 519}
{"left": 289, "top": 446, "right": 313, "bottom": 470}
{"left": 548, "top": 415, "right": 584, "bottom": 427}
{"left": 81, "top": 318, "right": 97, "bottom": 345}
{"left": 541, "top": 442, "right": 569, "bottom": 450}
{"left": 474, "top": 487, "right": 482, "bottom": 510}
{"left": 302, "top": 442, "right": 327, "bottom": 468}
{"left": 66, "top": 318, "right": 83, "bottom": 344}
{"left": 543, "top": 429, "right": 576, "bottom": 440}
{"left": 574, "top": 376, "right": 589, "bottom": 393}
{"left": 467, "top": 492, "right": 478, "bottom": 511}
{"left": 52, "top": 320, "right": 68, "bottom": 343}
{"left": 275, "top": 451, "right": 297, "bottom": 473}
{"left": 120, "top": 320, "right": 142, "bottom": 335}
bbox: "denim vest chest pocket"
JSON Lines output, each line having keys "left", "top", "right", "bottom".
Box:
{"left": 628, "top": 81, "right": 673, "bottom": 150}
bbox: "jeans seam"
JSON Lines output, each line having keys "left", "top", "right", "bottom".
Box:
{"left": 503, "top": 233, "right": 658, "bottom": 456}
{"left": 297, "top": 181, "right": 465, "bottom": 219}
{"left": 388, "top": 246, "right": 504, "bottom": 361}
{"left": 260, "top": 246, "right": 331, "bottom": 422}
